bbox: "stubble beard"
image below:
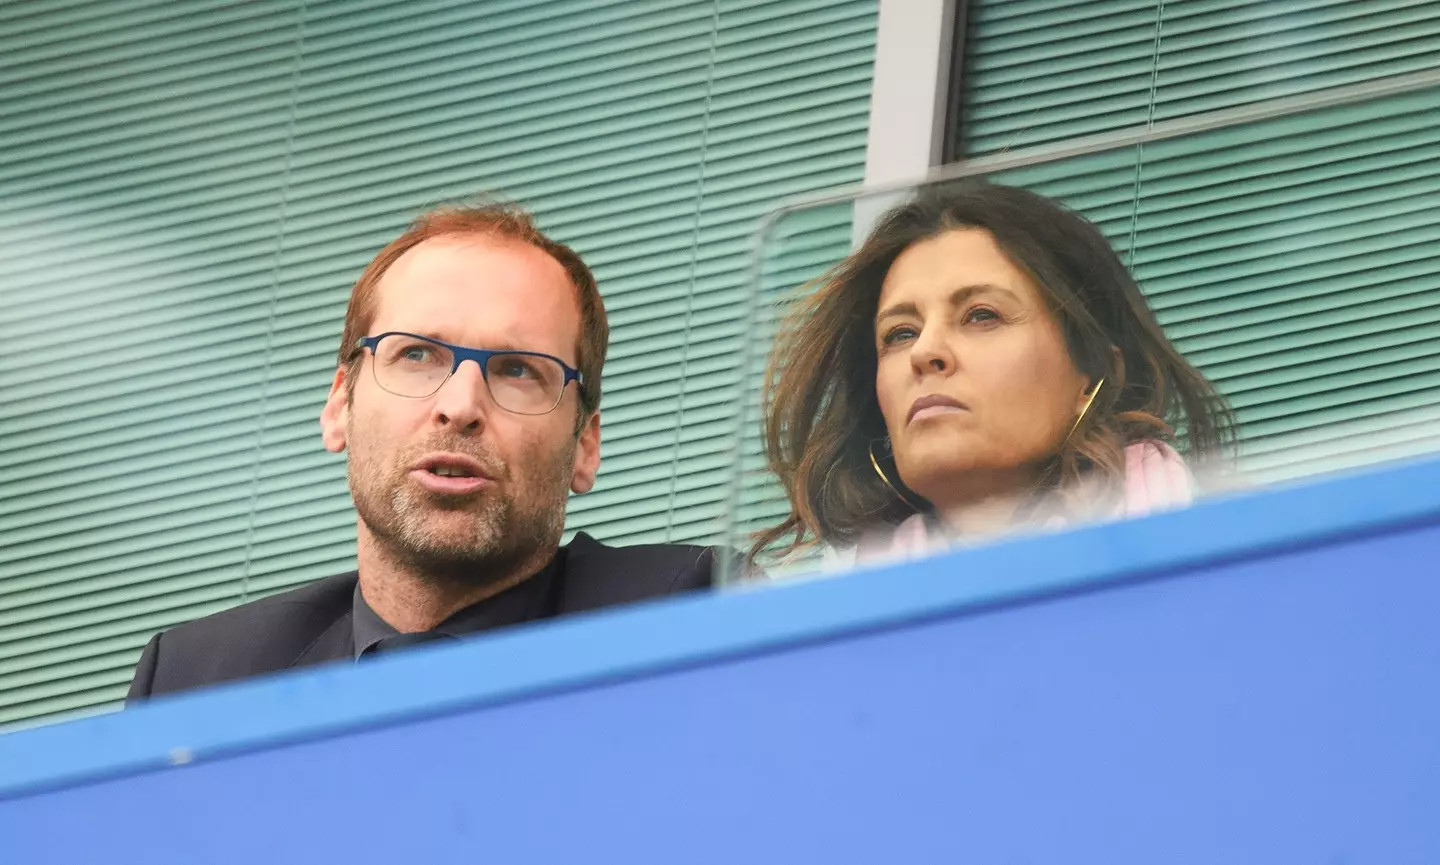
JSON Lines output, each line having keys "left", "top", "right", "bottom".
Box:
{"left": 348, "top": 439, "right": 575, "bottom": 589}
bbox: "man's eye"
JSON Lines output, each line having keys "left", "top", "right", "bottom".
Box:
{"left": 499, "top": 359, "right": 537, "bottom": 378}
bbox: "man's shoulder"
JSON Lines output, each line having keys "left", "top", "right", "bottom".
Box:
{"left": 566, "top": 532, "right": 716, "bottom": 579}
{"left": 132, "top": 572, "right": 358, "bottom": 700}
{"left": 559, "top": 532, "right": 718, "bottom": 613}
{"left": 161, "top": 572, "right": 357, "bottom": 646}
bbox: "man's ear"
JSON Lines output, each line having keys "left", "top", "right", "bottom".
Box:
{"left": 570, "top": 410, "right": 602, "bottom": 494}
{"left": 319, "top": 367, "right": 350, "bottom": 454}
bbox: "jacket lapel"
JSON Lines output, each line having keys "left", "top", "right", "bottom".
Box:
{"left": 556, "top": 531, "right": 713, "bottom": 615}
{"left": 556, "top": 533, "right": 628, "bottom": 615}
{"left": 270, "top": 539, "right": 711, "bottom": 664}
{"left": 288, "top": 609, "right": 355, "bottom": 670}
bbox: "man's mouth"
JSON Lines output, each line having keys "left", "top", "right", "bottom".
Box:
{"left": 410, "top": 453, "right": 497, "bottom": 494}
{"left": 412, "top": 467, "right": 492, "bottom": 496}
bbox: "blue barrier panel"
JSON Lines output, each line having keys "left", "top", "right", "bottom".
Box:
{"left": 2, "top": 458, "right": 1439, "bottom": 864}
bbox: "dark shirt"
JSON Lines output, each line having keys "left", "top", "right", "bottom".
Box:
{"left": 351, "top": 552, "right": 565, "bottom": 659}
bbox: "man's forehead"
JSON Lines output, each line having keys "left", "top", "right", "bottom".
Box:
{"left": 371, "top": 234, "right": 580, "bottom": 349}
{"left": 379, "top": 233, "right": 563, "bottom": 288}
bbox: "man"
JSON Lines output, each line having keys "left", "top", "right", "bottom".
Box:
{"left": 127, "top": 202, "right": 717, "bottom": 701}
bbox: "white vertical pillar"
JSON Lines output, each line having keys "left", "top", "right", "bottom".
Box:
{"left": 854, "top": 0, "right": 957, "bottom": 247}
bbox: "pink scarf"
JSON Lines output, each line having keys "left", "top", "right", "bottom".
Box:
{"left": 867, "top": 440, "right": 1194, "bottom": 562}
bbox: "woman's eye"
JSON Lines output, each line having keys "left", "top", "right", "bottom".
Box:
{"left": 881, "top": 326, "right": 917, "bottom": 346}
{"left": 964, "top": 307, "right": 1000, "bottom": 325}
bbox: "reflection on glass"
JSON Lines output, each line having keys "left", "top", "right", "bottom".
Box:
{"left": 726, "top": 81, "right": 1440, "bottom": 582}
{"left": 754, "top": 181, "right": 1235, "bottom": 574}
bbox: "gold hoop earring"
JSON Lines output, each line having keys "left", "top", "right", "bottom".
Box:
{"left": 868, "top": 438, "right": 927, "bottom": 512}
{"left": 1063, "top": 378, "right": 1105, "bottom": 448}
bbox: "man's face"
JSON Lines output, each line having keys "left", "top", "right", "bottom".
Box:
{"left": 320, "top": 235, "right": 601, "bottom": 582}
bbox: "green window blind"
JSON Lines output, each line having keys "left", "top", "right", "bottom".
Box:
{"left": 958, "top": 0, "right": 1440, "bottom": 154}
{"left": 0, "top": 0, "right": 877, "bottom": 728}
{"left": 955, "top": 0, "right": 1440, "bottom": 482}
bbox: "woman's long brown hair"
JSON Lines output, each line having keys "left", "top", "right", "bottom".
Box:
{"left": 753, "top": 180, "right": 1236, "bottom": 563}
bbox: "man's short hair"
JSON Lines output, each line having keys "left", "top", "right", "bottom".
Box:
{"left": 338, "top": 201, "right": 608, "bottom": 421}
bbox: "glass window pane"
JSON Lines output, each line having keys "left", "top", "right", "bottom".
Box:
{"left": 727, "top": 81, "right": 1440, "bottom": 583}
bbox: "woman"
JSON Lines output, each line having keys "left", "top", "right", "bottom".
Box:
{"left": 754, "top": 180, "right": 1235, "bottom": 565}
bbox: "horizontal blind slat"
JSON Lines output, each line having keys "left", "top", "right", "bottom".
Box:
{"left": 0, "top": 0, "right": 878, "bottom": 727}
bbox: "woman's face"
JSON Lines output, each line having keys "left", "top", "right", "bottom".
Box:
{"left": 873, "top": 228, "right": 1091, "bottom": 507}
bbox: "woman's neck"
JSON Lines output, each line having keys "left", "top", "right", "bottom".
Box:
{"left": 934, "top": 493, "right": 1023, "bottom": 539}
{"left": 926, "top": 467, "right": 1042, "bottom": 539}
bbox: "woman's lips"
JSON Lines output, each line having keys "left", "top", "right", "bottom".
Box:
{"left": 907, "top": 394, "right": 968, "bottom": 424}
{"left": 909, "top": 403, "right": 967, "bottom": 424}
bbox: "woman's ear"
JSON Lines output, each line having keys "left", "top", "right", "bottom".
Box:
{"left": 1073, "top": 347, "right": 1120, "bottom": 417}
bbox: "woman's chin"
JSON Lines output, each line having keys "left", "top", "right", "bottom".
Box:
{"left": 901, "top": 428, "right": 979, "bottom": 464}
{"left": 897, "top": 450, "right": 988, "bottom": 490}
{"left": 898, "top": 437, "right": 1039, "bottom": 492}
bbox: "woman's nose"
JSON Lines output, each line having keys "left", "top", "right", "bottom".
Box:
{"left": 909, "top": 326, "right": 956, "bottom": 375}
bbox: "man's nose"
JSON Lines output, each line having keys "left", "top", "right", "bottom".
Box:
{"left": 429, "top": 360, "right": 491, "bottom": 432}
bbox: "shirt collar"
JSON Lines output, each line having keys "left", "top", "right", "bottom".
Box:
{"left": 351, "top": 551, "right": 565, "bottom": 659}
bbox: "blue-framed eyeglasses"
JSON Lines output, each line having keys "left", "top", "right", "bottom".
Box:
{"left": 354, "top": 331, "right": 584, "bottom": 416}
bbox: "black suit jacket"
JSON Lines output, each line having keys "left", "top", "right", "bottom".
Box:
{"left": 127, "top": 532, "right": 715, "bottom": 703}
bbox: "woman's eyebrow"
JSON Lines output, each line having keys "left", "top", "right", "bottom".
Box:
{"left": 947, "top": 283, "right": 1019, "bottom": 305}
{"left": 875, "top": 284, "right": 1019, "bottom": 323}
{"left": 874, "top": 300, "right": 919, "bottom": 322}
